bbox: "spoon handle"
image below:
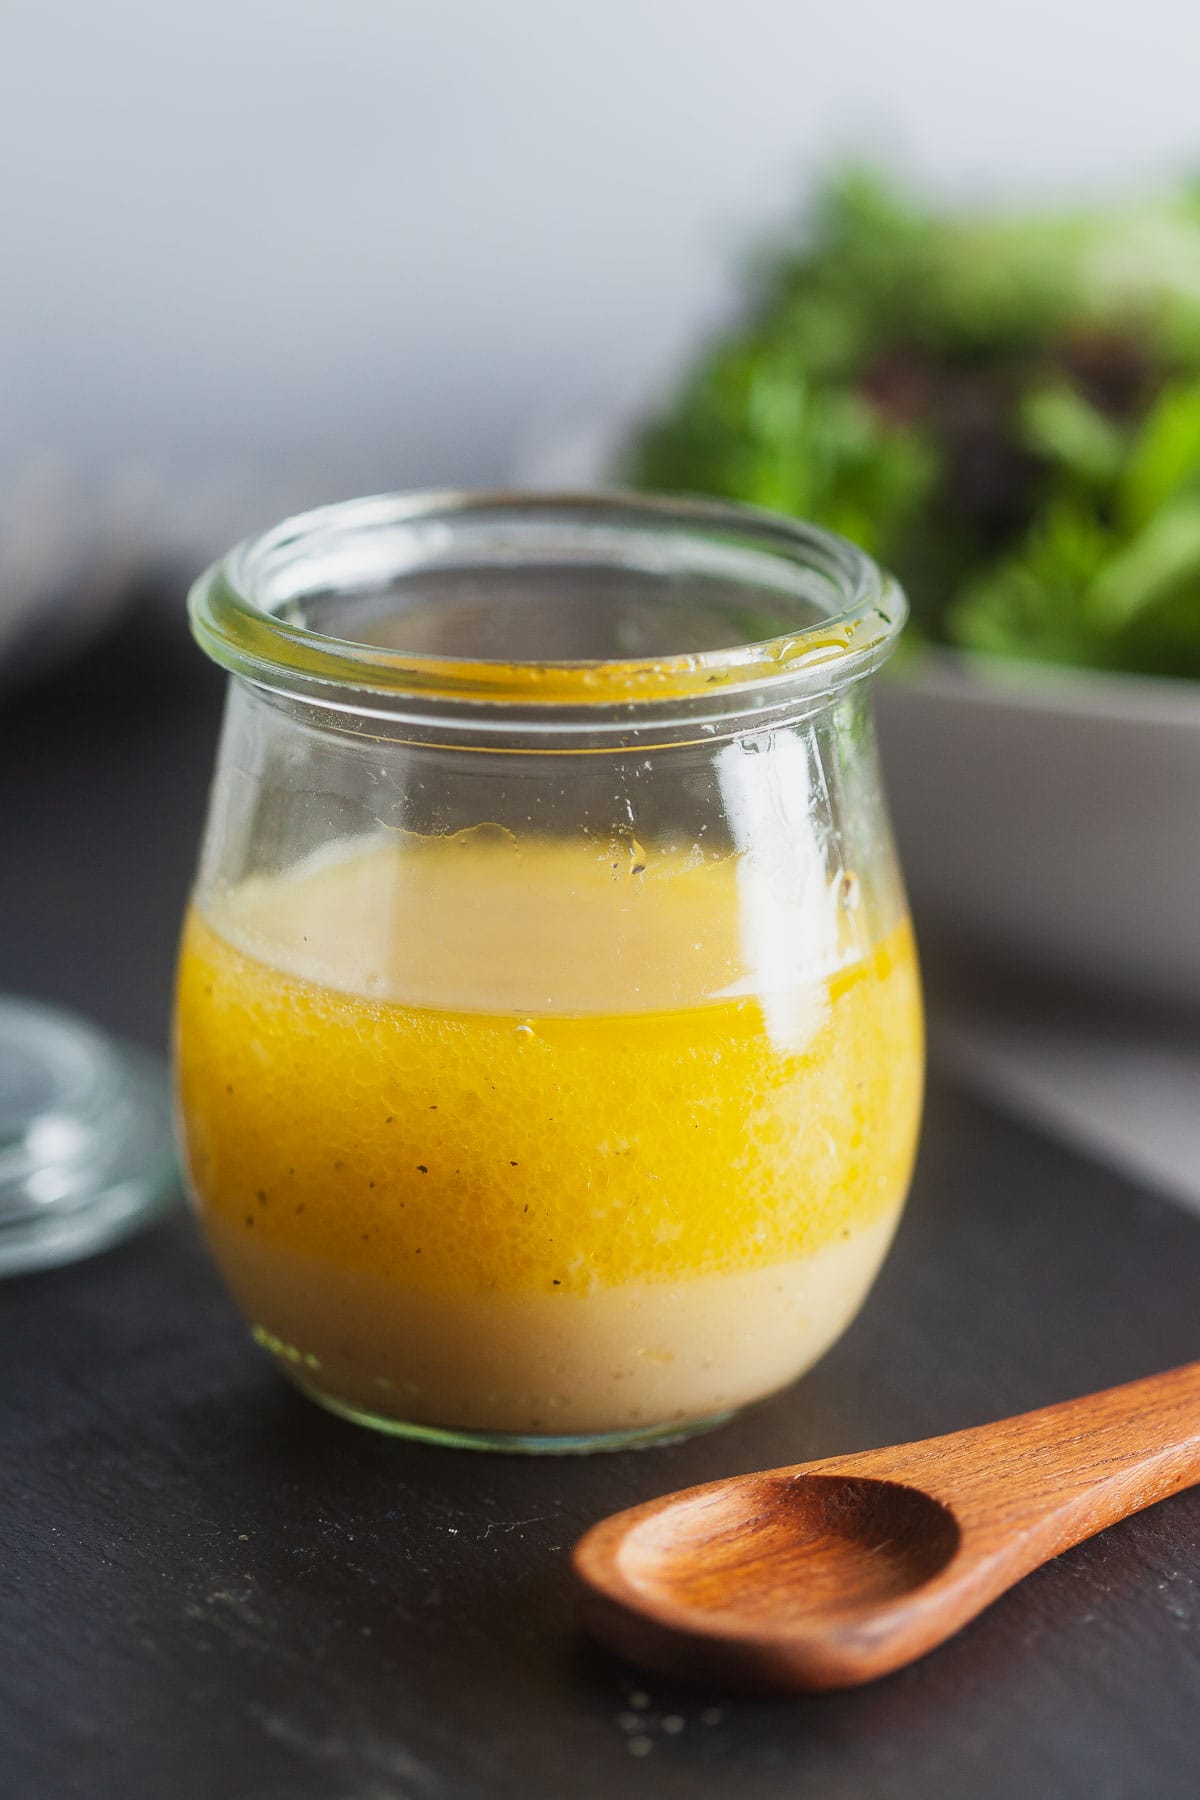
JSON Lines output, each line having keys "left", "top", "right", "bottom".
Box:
{"left": 831, "top": 1360, "right": 1200, "bottom": 1577}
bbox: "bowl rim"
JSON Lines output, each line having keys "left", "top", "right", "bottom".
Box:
{"left": 887, "top": 645, "right": 1200, "bottom": 729}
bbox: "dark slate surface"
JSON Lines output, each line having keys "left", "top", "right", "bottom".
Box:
{"left": 2, "top": 597, "right": 1198, "bottom": 1799}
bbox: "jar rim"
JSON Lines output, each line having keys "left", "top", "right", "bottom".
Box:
{"left": 188, "top": 489, "right": 906, "bottom": 721}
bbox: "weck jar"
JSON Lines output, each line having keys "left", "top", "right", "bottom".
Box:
{"left": 174, "top": 491, "right": 923, "bottom": 1451}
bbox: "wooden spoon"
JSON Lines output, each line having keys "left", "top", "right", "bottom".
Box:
{"left": 573, "top": 1361, "right": 1200, "bottom": 1693}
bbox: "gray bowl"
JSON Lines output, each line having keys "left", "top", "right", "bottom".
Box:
{"left": 875, "top": 651, "right": 1200, "bottom": 1005}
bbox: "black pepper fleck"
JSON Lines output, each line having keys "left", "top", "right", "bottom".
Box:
{"left": 417, "top": 1165, "right": 428, "bottom": 1174}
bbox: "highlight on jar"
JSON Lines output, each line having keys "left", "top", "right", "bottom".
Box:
{"left": 173, "top": 491, "right": 924, "bottom": 1452}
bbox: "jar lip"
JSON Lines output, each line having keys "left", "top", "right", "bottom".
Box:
{"left": 188, "top": 488, "right": 906, "bottom": 717}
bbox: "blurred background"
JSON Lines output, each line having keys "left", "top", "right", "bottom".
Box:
{"left": 6, "top": 0, "right": 1200, "bottom": 636}
{"left": 4, "top": 0, "right": 1200, "bottom": 1229}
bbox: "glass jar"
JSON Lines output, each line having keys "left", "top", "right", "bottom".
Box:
{"left": 174, "top": 491, "right": 922, "bottom": 1452}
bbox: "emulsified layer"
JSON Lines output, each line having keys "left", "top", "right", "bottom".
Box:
{"left": 174, "top": 834, "right": 922, "bottom": 1435}
{"left": 206, "top": 1210, "right": 901, "bottom": 1436}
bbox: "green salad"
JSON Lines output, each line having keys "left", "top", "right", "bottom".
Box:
{"left": 623, "top": 170, "right": 1200, "bottom": 679}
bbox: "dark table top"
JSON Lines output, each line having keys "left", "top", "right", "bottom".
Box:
{"left": 3, "top": 602, "right": 1199, "bottom": 1800}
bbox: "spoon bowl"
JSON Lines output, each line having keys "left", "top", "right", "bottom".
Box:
{"left": 618, "top": 1475, "right": 961, "bottom": 1622}
{"left": 574, "top": 1361, "right": 1200, "bottom": 1691}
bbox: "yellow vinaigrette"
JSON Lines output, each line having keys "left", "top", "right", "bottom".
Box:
{"left": 174, "top": 835, "right": 922, "bottom": 1437}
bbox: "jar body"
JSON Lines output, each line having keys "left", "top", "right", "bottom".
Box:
{"left": 176, "top": 697, "right": 920, "bottom": 1449}
{"left": 174, "top": 493, "right": 922, "bottom": 1450}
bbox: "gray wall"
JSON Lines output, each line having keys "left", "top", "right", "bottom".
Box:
{"left": 3, "top": 0, "right": 1199, "bottom": 572}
